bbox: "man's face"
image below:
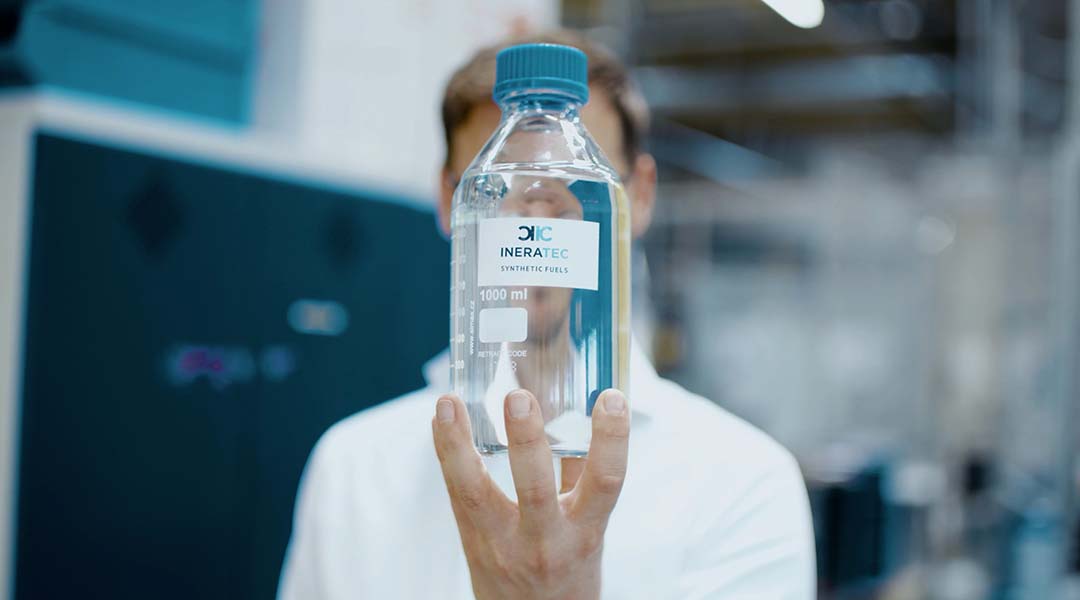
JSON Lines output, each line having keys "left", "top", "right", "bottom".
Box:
{"left": 439, "top": 87, "right": 656, "bottom": 343}
{"left": 439, "top": 86, "right": 656, "bottom": 237}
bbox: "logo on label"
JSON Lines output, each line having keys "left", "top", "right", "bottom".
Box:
{"left": 478, "top": 218, "right": 599, "bottom": 291}
{"left": 518, "top": 225, "right": 553, "bottom": 242}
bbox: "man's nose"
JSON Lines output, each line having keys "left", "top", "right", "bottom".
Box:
{"left": 516, "top": 181, "right": 578, "bottom": 218}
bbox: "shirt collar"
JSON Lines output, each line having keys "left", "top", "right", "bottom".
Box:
{"left": 421, "top": 338, "right": 659, "bottom": 419}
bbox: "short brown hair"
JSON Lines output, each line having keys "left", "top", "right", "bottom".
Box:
{"left": 441, "top": 29, "right": 650, "bottom": 170}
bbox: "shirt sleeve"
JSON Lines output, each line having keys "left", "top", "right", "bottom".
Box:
{"left": 277, "top": 438, "right": 336, "bottom": 600}
{"left": 676, "top": 451, "right": 817, "bottom": 600}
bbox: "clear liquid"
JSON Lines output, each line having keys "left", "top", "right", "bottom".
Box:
{"left": 450, "top": 165, "right": 631, "bottom": 456}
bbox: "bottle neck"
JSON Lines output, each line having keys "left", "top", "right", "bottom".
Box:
{"left": 498, "top": 93, "right": 583, "bottom": 121}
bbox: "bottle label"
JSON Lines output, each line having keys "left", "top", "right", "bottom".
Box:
{"left": 477, "top": 217, "right": 599, "bottom": 290}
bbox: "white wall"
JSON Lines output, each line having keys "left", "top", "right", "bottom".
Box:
{"left": 253, "top": 0, "right": 559, "bottom": 201}
{"left": 0, "top": 95, "right": 35, "bottom": 600}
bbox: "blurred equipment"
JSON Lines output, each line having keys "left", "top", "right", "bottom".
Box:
{"left": 566, "top": 0, "right": 1077, "bottom": 597}
{"left": 0, "top": 97, "right": 447, "bottom": 600}
{"left": 811, "top": 464, "right": 894, "bottom": 592}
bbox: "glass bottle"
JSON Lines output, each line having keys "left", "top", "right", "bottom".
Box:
{"left": 449, "top": 43, "right": 631, "bottom": 456}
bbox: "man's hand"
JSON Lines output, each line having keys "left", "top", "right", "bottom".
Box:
{"left": 432, "top": 388, "right": 630, "bottom": 600}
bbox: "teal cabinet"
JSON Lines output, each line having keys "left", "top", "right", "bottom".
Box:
{"left": 9, "top": 0, "right": 257, "bottom": 123}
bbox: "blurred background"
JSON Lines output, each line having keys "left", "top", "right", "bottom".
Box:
{"left": 0, "top": 0, "right": 1078, "bottom": 598}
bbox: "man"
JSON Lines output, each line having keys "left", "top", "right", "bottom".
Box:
{"left": 279, "top": 30, "right": 815, "bottom": 599}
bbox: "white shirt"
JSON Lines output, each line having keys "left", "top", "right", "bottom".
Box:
{"left": 278, "top": 343, "right": 816, "bottom": 599}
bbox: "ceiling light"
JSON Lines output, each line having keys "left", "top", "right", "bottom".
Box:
{"left": 760, "top": 0, "right": 825, "bottom": 28}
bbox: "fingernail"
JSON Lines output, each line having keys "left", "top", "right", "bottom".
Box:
{"left": 604, "top": 391, "right": 626, "bottom": 415}
{"left": 508, "top": 390, "right": 532, "bottom": 419}
{"left": 436, "top": 399, "right": 455, "bottom": 422}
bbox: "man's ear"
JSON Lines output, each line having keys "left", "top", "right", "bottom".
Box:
{"left": 437, "top": 167, "right": 454, "bottom": 237}
{"left": 627, "top": 153, "right": 657, "bottom": 239}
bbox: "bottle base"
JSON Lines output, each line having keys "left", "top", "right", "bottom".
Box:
{"left": 477, "top": 443, "right": 589, "bottom": 458}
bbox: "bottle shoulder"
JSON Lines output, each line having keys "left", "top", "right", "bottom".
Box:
{"left": 462, "top": 108, "right": 621, "bottom": 184}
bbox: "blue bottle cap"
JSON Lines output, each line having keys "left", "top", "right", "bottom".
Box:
{"left": 493, "top": 43, "right": 589, "bottom": 104}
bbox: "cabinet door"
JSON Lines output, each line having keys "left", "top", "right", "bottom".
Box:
{"left": 16, "top": 132, "right": 449, "bottom": 599}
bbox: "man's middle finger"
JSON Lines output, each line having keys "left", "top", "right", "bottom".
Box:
{"left": 503, "top": 389, "right": 560, "bottom": 533}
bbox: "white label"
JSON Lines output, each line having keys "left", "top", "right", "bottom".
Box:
{"left": 477, "top": 218, "right": 599, "bottom": 290}
{"left": 479, "top": 307, "right": 528, "bottom": 343}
